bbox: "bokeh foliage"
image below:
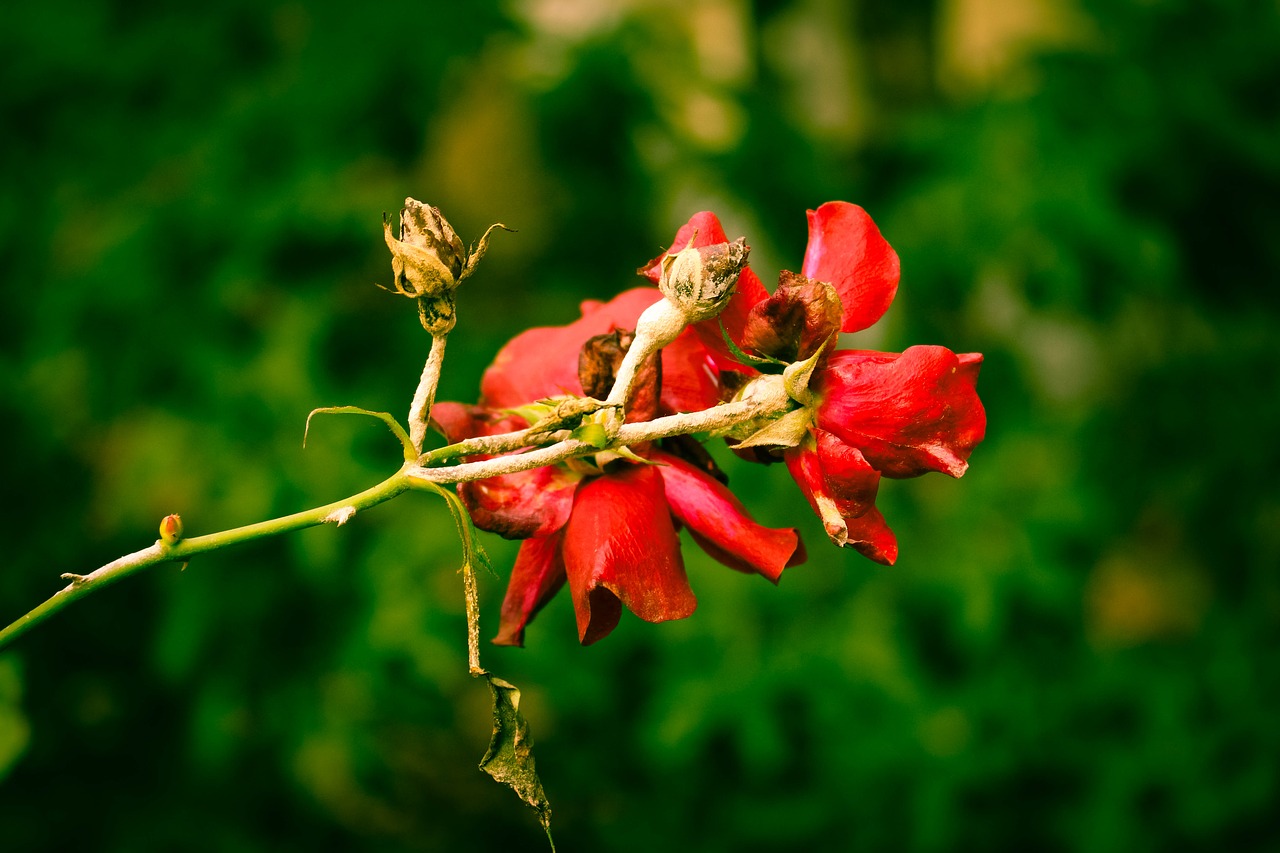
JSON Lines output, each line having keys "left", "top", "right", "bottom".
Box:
{"left": 2, "top": 0, "right": 1277, "bottom": 849}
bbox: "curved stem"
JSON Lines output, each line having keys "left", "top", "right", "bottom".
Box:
{"left": 0, "top": 467, "right": 414, "bottom": 650}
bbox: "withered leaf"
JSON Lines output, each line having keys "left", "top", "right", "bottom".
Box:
{"left": 479, "top": 673, "right": 555, "bottom": 849}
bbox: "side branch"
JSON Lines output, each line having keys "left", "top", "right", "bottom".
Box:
{"left": 0, "top": 468, "right": 414, "bottom": 650}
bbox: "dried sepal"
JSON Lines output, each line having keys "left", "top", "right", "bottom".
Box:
{"left": 460, "top": 222, "right": 515, "bottom": 283}
{"left": 732, "top": 407, "right": 813, "bottom": 450}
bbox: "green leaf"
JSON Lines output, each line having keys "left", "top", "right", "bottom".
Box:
{"left": 479, "top": 674, "right": 556, "bottom": 850}
{"left": 304, "top": 406, "right": 415, "bottom": 462}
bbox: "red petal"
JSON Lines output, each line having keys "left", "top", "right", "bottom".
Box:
{"left": 480, "top": 287, "right": 662, "bottom": 407}
{"left": 784, "top": 432, "right": 898, "bottom": 564}
{"left": 658, "top": 327, "right": 723, "bottom": 414}
{"left": 652, "top": 450, "right": 804, "bottom": 582}
{"left": 802, "top": 202, "right": 900, "bottom": 334}
{"left": 561, "top": 465, "right": 696, "bottom": 645}
{"left": 816, "top": 346, "right": 986, "bottom": 479}
{"left": 458, "top": 463, "right": 578, "bottom": 540}
{"left": 493, "top": 531, "right": 568, "bottom": 647}
{"left": 638, "top": 211, "right": 731, "bottom": 281}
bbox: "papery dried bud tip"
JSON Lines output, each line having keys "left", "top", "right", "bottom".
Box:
{"left": 659, "top": 237, "right": 749, "bottom": 322}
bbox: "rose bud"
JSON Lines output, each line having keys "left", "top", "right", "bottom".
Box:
{"left": 159, "top": 514, "right": 184, "bottom": 545}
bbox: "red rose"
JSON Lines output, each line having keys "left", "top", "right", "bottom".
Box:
{"left": 433, "top": 289, "right": 803, "bottom": 646}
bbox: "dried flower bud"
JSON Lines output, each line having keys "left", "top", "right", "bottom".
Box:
{"left": 159, "top": 514, "right": 184, "bottom": 545}
{"left": 578, "top": 329, "right": 662, "bottom": 421}
{"left": 741, "top": 271, "right": 843, "bottom": 363}
{"left": 383, "top": 198, "right": 466, "bottom": 298}
{"left": 658, "top": 236, "right": 749, "bottom": 322}
{"left": 577, "top": 330, "right": 634, "bottom": 400}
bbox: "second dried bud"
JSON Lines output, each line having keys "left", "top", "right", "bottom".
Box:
{"left": 384, "top": 198, "right": 466, "bottom": 299}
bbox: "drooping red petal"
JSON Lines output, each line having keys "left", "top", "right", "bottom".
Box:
{"left": 480, "top": 287, "right": 662, "bottom": 408}
{"left": 493, "top": 531, "right": 568, "bottom": 647}
{"left": 784, "top": 431, "right": 898, "bottom": 564}
{"left": 429, "top": 402, "right": 579, "bottom": 538}
{"left": 561, "top": 465, "right": 696, "bottom": 645}
{"left": 816, "top": 346, "right": 986, "bottom": 479}
{"left": 458, "top": 463, "right": 579, "bottom": 540}
{"left": 802, "top": 202, "right": 900, "bottom": 334}
{"left": 651, "top": 450, "right": 804, "bottom": 582}
{"left": 638, "top": 210, "right": 767, "bottom": 373}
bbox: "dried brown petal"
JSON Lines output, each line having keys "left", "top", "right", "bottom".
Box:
{"left": 741, "top": 271, "right": 843, "bottom": 362}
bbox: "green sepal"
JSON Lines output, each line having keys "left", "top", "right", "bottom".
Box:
{"left": 782, "top": 342, "right": 826, "bottom": 406}
{"left": 719, "top": 318, "right": 787, "bottom": 368}
{"left": 732, "top": 407, "right": 813, "bottom": 449}
{"left": 570, "top": 422, "right": 610, "bottom": 449}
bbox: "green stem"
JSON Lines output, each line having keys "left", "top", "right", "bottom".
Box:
{"left": 0, "top": 466, "right": 414, "bottom": 650}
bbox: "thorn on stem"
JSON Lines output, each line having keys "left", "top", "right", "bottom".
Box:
{"left": 60, "top": 573, "right": 89, "bottom": 586}
{"left": 323, "top": 506, "right": 357, "bottom": 526}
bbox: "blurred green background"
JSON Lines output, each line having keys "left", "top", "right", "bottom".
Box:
{"left": 2, "top": 0, "right": 1277, "bottom": 849}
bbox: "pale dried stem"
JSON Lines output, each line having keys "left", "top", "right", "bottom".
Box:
{"left": 604, "top": 298, "right": 687, "bottom": 407}
{"left": 406, "top": 396, "right": 781, "bottom": 485}
{"left": 408, "top": 332, "right": 449, "bottom": 454}
{"left": 463, "top": 561, "right": 483, "bottom": 676}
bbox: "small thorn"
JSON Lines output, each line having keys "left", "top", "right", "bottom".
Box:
{"left": 323, "top": 506, "right": 357, "bottom": 526}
